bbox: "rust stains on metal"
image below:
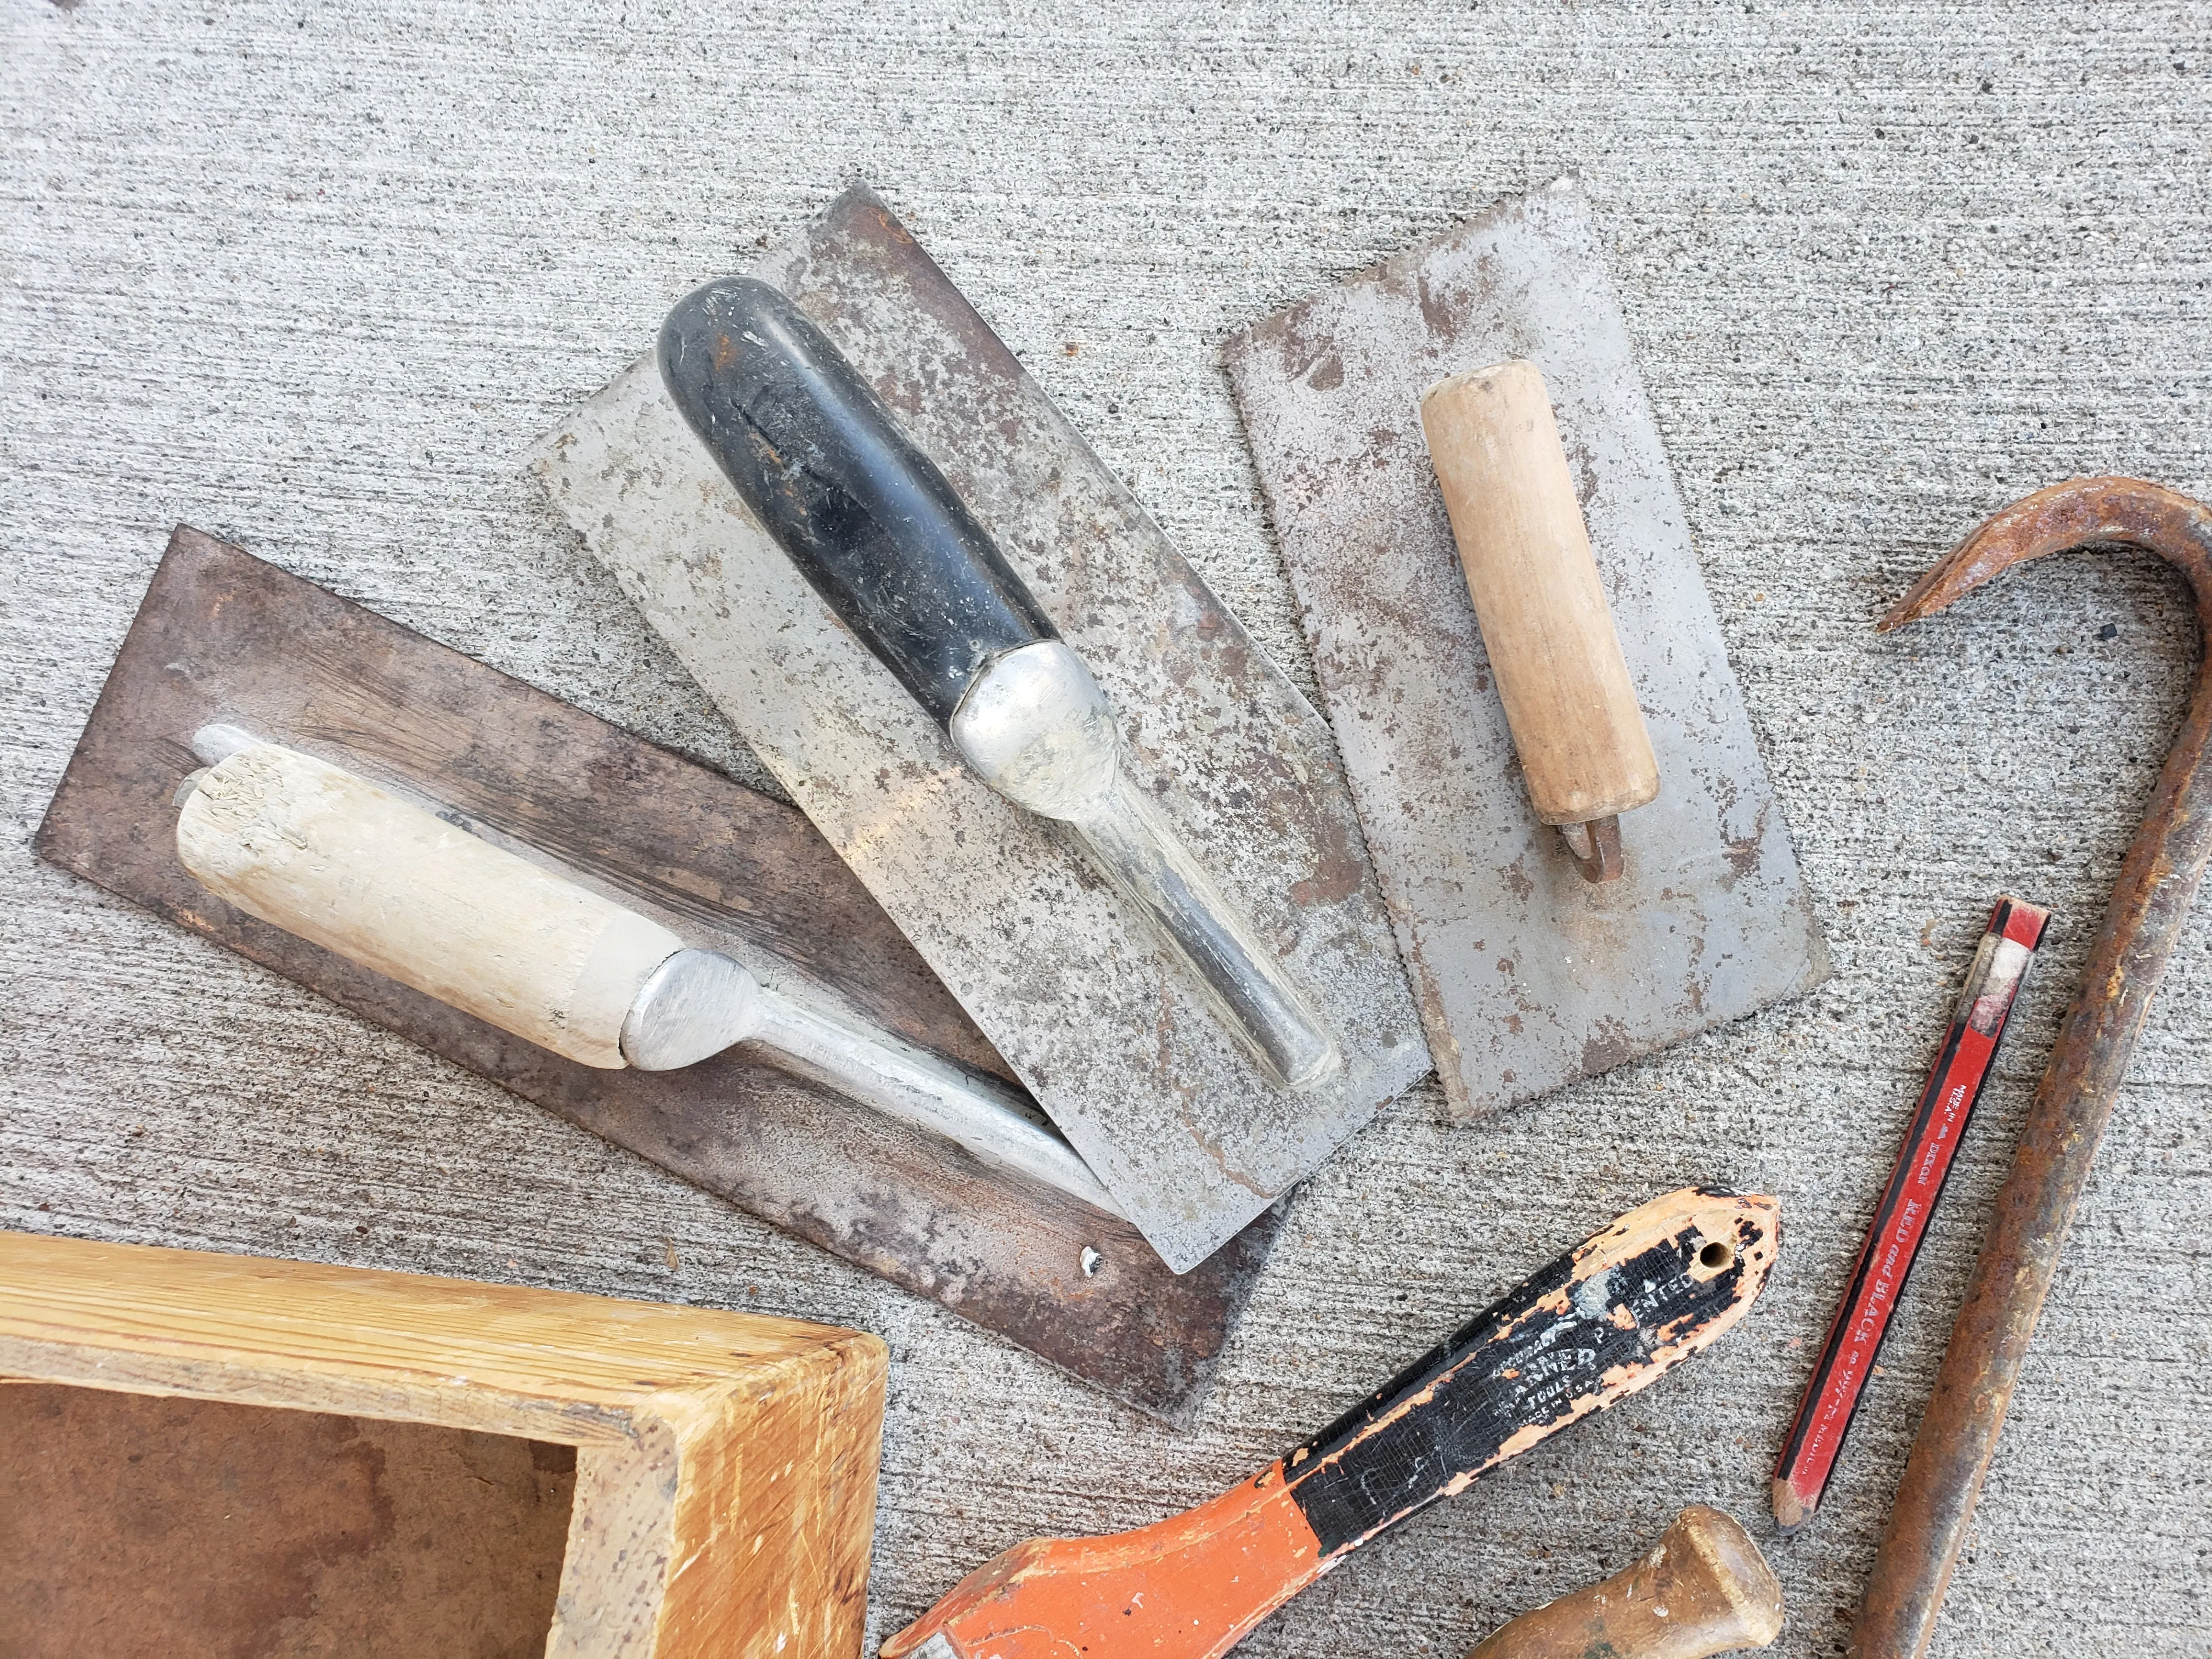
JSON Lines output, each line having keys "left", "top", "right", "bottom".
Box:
{"left": 1853, "top": 477, "right": 2212, "bottom": 1658}
{"left": 1223, "top": 177, "right": 1827, "bottom": 1124}
{"left": 34, "top": 528, "right": 1280, "bottom": 1426}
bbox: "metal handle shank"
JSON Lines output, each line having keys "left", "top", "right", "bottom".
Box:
{"left": 950, "top": 641, "right": 1341, "bottom": 1091}
{"left": 752, "top": 992, "right": 1121, "bottom": 1216}
{"left": 1075, "top": 777, "right": 1340, "bottom": 1092}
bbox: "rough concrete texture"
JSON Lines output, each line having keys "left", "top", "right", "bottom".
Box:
{"left": 2, "top": 4, "right": 2206, "bottom": 1654}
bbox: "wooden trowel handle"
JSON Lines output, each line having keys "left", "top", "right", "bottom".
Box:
{"left": 1419, "top": 360, "right": 1659, "bottom": 836}
{"left": 176, "top": 738, "right": 682, "bottom": 1069}
{"left": 1469, "top": 1505, "right": 1784, "bottom": 1659}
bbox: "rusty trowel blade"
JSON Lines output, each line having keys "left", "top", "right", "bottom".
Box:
{"left": 533, "top": 187, "right": 1430, "bottom": 1274}
{"left": 1223, "top": 177, "right": 1827, "bottom": 1121}
{"left": 36, "top": 528, "right": 1280, "bottom": 1425}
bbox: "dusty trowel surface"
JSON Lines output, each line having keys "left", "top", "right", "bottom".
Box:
{"left": 1223, "top": 177, "right": 1827, "bottom": 1122}
{"left": 38, "top": 528, "right": 1279, "bottom": 1424}
{"left": 533, "top": 187, "right": 1428, "bottom": 1274}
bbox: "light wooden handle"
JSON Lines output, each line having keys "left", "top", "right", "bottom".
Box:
{"left": 176, "top": 742, "right": 681, "bottom": 1068}
{"left": 1469, "top": 1505, "right": 1784, "bottom": 1659}
{"left": 1420, "top": 359, "right": 1659, "bottom": 828}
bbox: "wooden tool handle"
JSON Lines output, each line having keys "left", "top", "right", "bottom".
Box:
{"left": 882, "top": 1188, "right": 1782, "bottom": 1659}
{"left": 177, "top": 741, "right": 681, "bottom": 1068}
{"left": 1419, "top": 359, "right": 1658, "bottom": 829}
{"left": 1469, "top": 1505, "right": 1784, "bottom": 1659}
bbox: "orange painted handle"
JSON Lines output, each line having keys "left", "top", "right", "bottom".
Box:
{"left": 887, "top": 1466, "right": 1321, "bottom": 1659}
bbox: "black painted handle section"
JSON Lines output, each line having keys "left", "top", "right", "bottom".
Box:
{"left": 657, "top": 276, "right": 1056, "bottom": 724}
{"left": 1282, "top": 1192, "right": 1766, "bottom": 1558}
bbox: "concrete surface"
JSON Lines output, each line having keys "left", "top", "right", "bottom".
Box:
{"left": 3, "top": 3, "right": 2207, "bottom": 1654}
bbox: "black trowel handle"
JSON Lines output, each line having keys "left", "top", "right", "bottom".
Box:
{"left": 658, "top": 276, "right": 1056, "bottom": 724}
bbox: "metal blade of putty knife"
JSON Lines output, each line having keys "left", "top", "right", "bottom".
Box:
{"left": 1223, "top": 176, "right": 1827, "bottom": 1124}
{"left": 532, "top": 187, "right": 1429, "bottom": 1274}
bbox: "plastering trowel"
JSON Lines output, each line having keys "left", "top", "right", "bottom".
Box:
{"left": 37, "top": 528, "right": 1279, "bottom": 1423}
{"left": 1224, "top": 177, "right": 1827, "bottom": 1121}
{"left": 533, "top": 188, "right": 1429, "bottom": 1275}
{"left": 173, "top": 724, "right": 1120, "bottom": 1215}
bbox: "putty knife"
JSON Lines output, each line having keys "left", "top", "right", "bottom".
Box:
{"left": 174, "top": 725, "right": 1119, "bottom": 1216}
{"left": 884, "top": 1187, "right": 1780, "bottom": 1659}
{"left": 1224, "top": 177, "right": 1827, "bottom": 1122}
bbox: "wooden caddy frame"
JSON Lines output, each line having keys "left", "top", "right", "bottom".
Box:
{"left": 0, "top": 1230, "right": 886, "bottom": 1657}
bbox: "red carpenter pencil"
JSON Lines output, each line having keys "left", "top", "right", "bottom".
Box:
{"left": 1771, "top": 895, "right": 2050, "bottom": 1531}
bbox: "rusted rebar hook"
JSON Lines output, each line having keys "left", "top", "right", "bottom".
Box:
{"left": 1850, "top": 476, "right": 2212, "bottom": 1659}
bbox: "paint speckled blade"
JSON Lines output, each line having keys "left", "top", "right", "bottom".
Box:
{"left": 1224, "top": 177, "right": 1827, "bottom": 1122}
{"left": 533, "top": 187, "right": 1429, "bottom": 1273}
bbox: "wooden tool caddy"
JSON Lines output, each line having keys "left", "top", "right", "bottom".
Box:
{"left": 0, "top": 1229, "right": 885, "bottom": 1658}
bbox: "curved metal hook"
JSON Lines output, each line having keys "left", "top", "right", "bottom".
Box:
{"left": 1853, "top": 476, "right": 2212, "bottom": 1658}
{"left": 1877, "top": 473, "right": 2212, "bottom": 632}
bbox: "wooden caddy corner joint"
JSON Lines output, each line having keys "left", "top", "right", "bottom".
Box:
{"left": 0, "top": 1231, "right": 887, "bottom": 1659}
